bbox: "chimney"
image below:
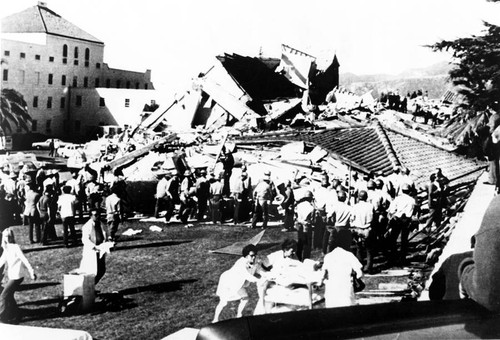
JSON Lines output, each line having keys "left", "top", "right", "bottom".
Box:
{"left": 38, "top": 2, "right": 48, "bottom": 7}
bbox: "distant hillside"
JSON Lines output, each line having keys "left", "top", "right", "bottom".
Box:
{"left": 340, "top": 61, "right": 454, "bottom": 99}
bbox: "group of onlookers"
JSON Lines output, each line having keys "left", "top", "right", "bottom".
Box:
{"left": 0, "top": 162, "right": 125, "bottom": 323}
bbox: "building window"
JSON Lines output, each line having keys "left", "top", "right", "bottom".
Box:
{"left": 48, "top": 73, "right": 53, "bottom": 85}
{"left": 145, "top": 83, "right": 148, "bottom": 89}
{"left": 126, "top": 81, "right": 131, "bottom": 89}
{"left": 125, "top": 98, "right": 130, "bottom": 107}
{"left": 3, "top": 51, "right": 9, "bottom": 57}
{"left": 2, "top": 69, "right": 8, "bottom": 81}
{"left": 46, "top": 119, "right": 52, "bottom": 133}
{"left": 49, "top": 56, "right": 54, "bottom": 62}
{"left": 19, "top": 70, "right": 25, "bottom": 84}
{"left": 32, "top": 120, "right": 37, "bottom": 132}
{"left": 73, "top": 76, "right": 77, "bottom": 87}
{"left": 106, "top": 79, "right": 110, "bottom": 88}
{"left": 116, "top": 80, "right": 121, "bottom": 88}
{"left": 83, "top": 77, "right": 88, "bottom": 88}
{"left": 35, "top": 54, "right": 41, "bottom": 60}
{"left": 99, "top": 97, "right": 105, "bottom": 107}
{"left": 20, "top": 52, "right": 26, "bottom": 59}
{"left": 63, "top": 44, "right": 68, "bottom": 64}
{"left": 61, "top": 75, "right": 66, "bottom": 86}
{"left": 74, "top": 47, "right": 79, "bottom": 59}
{"left": 74, "top": 60, "right": 79, "bottom": 66}
{"left": 96, "top": 63, "right": 101, "bottom": 69}
{"left": 136, "top": 82, "right": 139, "bottom": 89}
{"left": 85, "top": 48, "right": 90, "bottom": 67}
{"left": 76, "top": 95, "right": 82, "bottom": 106}
{"left": 95, "top": 78, "right": 100, "bottom": 87}
{"left": 33, "top": 96, "right": 38, "bottom": 108}
{"left": 60, "top": 97, "right": 66, "bottom": 109}
{"left": 47, "top": 96, "right": 53, "bottom": 109}
{"left": 74, "top": 120, "right": 81, "bottom": 132}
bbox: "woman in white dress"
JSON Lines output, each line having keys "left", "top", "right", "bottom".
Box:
{"left": 212, "top": 245, "right": 262, "bottom": 322}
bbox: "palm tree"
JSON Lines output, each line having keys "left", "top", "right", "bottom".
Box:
{"left": 0, "top": 88, "right": 32, "bottom": 133}
{"left": 0, "top": 58, "right": 32, "bottom": 133}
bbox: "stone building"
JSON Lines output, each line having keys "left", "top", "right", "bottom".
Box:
{"left": 1, "top": 2, "right": 158, "bottom": 141}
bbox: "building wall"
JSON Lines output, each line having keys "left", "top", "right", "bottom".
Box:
{"left": 1, "top": 32, "right": 155, "bottom": 141}
{"left": 70, "top": 88, "right": 162, "bottom": 139}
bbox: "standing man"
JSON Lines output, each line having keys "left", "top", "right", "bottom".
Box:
{"left": 105, "top": 186, "right": 122, "bottom": 242}
{"left": 281, "top": 180, "right": 295, "bottom": 232}
{"left": 426, "top": 173, "right": 444, "bottom": 233}
{"left": 295, "top": 190, "right": 315, "bottom": 261}
{"left": 195, "top": 170, "right": 210, "bottom": 222}
{"left": 23, "top": 183, "right": 40, "bottom": 244}
{"left": 48, "top": 139, "right": 55, "bottom": 157}
{"left": 350, "top": 190, "right": 375, "bottom": 273}
{"left": 57, "top": 185, "right": 77, "bottom": 248}
{"left": 179, "top": 170, "right": 195, "bottom": 223}
{"left": 220, "top": 147, "right": 234, "bottom": 198}
{"left": 154, "top": 171, "right": 169, "bottom": 219}
{"left": 386, "top": 183, "right": 416, "bottom": 265}
{"left": 79, "top": 209, "right": 107, "bottom": 285}
{"left": 209, "top": 173, "right": 224, "bottom": 224}
{"left": 36, "top": 185, "right": 57, "bottom": 245}
{"left": 324, "top": 190, "right": 352, "bottom": 254}
{"left": 251, "top": 171, "right": 275, "bottom": 229}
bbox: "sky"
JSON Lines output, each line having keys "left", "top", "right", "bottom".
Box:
{"left": 2, "top": 0, "right": 500, "bottom": 94}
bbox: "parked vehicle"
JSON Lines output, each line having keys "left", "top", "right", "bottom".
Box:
{"left": 32, "top": 138, "right": 69, "bottom": 150}
{"left": 57, "top": 144, "right": 84, "bottom": 158}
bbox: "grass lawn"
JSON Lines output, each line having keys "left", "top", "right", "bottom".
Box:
{"left": 8, "top": 217, "right": 304, "bottom": 340}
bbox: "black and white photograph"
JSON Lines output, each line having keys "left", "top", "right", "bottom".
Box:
{"left": 1, "top": 0, "right": 500, "bottom": 339}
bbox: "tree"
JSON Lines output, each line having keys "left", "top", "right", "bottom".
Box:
{"left": 0, "top": 88, "right": 32, "bottom": 133}
{"left": 428, "top": 21, "right": 500, "bottom": 111}
{"left": 0, "top": 58, "right": 32, "bottom": 134}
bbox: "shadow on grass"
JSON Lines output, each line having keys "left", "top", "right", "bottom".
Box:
{"left": 112, "top": 240, "right": 193, "bottom": 251}
{"left": 19, "top": 297, "right": 61, "bottom": 307}
{"left": 255, "top": 242, "right": 281, "bottom": 252}
{"left": 120, "top": 279, "right": 197, "bottom": 296}
{"left": 20, "top": 306, "right": 61, "bottom": 322}
{"left": 18, "top": 281, "right": 61, "bottom": 291}
{"left": 25, "top": 242, "right": 82, "bottom": 253}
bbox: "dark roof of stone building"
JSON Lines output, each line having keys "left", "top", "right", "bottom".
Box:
{"left": 2, "top": 4, "right": 103, "bottom": 44}
{"left": 233, "top": 121, "right": 485, "bottom": 188}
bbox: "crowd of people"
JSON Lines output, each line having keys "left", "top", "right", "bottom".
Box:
{"left": 0, "top": 161, "right": 126, "bottom": 322}
{"left": 0, "top": 143, "right": 453, "bottom": 323}
{"left": 209, "top": 165, "right": 454, "bottom": 321}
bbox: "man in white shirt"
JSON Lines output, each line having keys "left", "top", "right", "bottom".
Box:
{"left": 154, "top": 172, "right": 169, "bottom": 218}
{"left": 105, "top": 186, "right": 122, "bottom": 241}
{"left": 386, "top": 183, "right": 416, "bottom": 265}
{"left": 295, "top": 190, "right": 315, "bottom": 261}
{"left": 350, "top": 190, "right": 375, "bottom": 273}
{"left": 57, "top": 185, "right": 77, "bottom": 247}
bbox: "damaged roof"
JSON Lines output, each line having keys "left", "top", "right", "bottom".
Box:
{"left": 233, "top": 121, "right": 485, "bottom": 188}
{"left": 216, "top": 53, "right": 300, "bottom": 102}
